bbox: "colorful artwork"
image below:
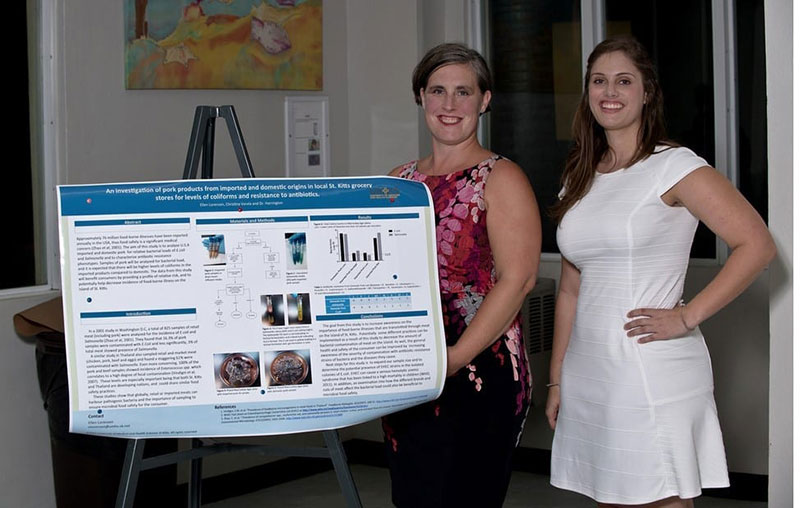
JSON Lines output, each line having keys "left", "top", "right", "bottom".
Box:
{"left": 124, "top": 0, "right": 322, "bottom": 90}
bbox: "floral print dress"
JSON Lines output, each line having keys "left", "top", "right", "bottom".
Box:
{"left": 382, "top": 155, "right": 532, "bottom": 508}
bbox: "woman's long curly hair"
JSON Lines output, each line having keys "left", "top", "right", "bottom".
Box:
{"left": 551, "top": 36, "right": 676, "bottom": 223}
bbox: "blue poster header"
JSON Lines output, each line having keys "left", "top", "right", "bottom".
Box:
{"left": 59, "top": 177, "right": 430, "bottom": 216}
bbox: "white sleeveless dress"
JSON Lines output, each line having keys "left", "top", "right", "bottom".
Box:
{"left": 550, "top": 147, "right": 730, "bottom": 504}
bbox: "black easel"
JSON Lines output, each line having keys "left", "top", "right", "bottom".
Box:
{"left": 182, "top": 105, "right": 255, "bottom": 180}
{"left": 115, "top": 106, "right": 363, "bottom": 508}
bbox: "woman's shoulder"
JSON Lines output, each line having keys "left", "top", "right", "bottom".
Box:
{"left": 484, "top": 156, "right": 535, "bottom": 200}
{"left": 389, "top": 160, "right": 418, "bottom": 178}
{"left": 647, "top": 144, "right": 712, "bottom": 195}
{"left": 647, "top": 144, "right": 710, "bottom": 168}
{"left": 486, "top": 155, "right": 527, "bottom": 182}
{"left": 650, "top": 144, "right": 705, "bottom": 163}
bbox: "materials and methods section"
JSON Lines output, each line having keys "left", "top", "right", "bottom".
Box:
{"left": 58, "top": 177, "right": 445, "bottom": 438}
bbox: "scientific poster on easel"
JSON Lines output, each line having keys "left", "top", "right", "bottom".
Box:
{"left": 57, "top": 177, "right": 446, "bottom": 438}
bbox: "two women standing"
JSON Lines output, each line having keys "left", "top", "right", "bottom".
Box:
{"left": 384, "top": 37, "right": 774, "bottom": 508}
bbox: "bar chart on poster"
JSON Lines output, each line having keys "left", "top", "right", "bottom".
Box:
{"left": 311, "top": 212, "right": 423, "bottom": 284}
{"left": 334, "top": 229, "right": 385, "bottom": 262}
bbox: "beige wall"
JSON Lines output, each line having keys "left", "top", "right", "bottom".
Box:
{"left": 345, "top": 0, "right": 420, "bottom": 175}
{"left": 764, "top": 0, "right": 793, "bottom": 504}
{"left": 3, "top": 1, "right": 791, "bottom": 505}
{"left": 61, "top": 1, "right": 350, "bottom": 183}
{"left": 3, "top": 1, "right": 422, "bottom": 502}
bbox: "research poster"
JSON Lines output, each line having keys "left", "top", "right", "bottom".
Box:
{"left": 58, "top": 177, "right": 446, "bottom": 438}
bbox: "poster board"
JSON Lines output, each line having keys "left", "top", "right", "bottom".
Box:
{"left": 58, "top": 176, "right": 445, "bottom": 438}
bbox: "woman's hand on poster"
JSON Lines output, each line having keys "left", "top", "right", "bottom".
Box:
{"left": 623, "top": 306, "right": 694, "bottom": 343}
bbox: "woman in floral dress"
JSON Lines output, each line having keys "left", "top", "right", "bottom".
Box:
{"left": 381, "top": 43, "right": 542, "bottom": 508}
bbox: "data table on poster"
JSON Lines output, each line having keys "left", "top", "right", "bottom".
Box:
{"left": 324, "top": 293, "right": 413, "bottom": 314}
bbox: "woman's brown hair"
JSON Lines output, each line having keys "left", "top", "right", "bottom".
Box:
{"left": 551, "top": 36, "right": 675, "bottom": 223}
{"left": 412, "top": 43, "right": 492, "bottom": 111}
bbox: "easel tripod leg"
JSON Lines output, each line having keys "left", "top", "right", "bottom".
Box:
{"left": 323, "top": 430, "right": 363, "bottom": 508}
{"left": 115, "top": 439, "right": 145, "bottom": 508}
{"left": 189, "top": 438, "right": 203, "bottom": 508}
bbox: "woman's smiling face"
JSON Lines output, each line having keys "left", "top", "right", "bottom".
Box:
{"left": 587, "top": 50, "right": 646, "bottom": 136}
{"left": 421, "top": 63, "right": 491, "bottom": 147}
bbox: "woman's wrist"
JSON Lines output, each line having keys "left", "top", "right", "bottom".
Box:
{"left": 680, "top": 302, "right": 700, "bottom": 330}
{"left": 678, "top": 307, "right": 692, "bottom": 332}
{"left": 446, "top": 344, "right": 470, "bottom": 374}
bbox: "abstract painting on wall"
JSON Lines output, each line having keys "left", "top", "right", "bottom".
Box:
{"left": 125, "top": 0, "right": 322, "bottom": 90}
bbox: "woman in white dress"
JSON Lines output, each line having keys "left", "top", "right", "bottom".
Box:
{"left": 545, "top": 36, "right": 775, "bottom": 507}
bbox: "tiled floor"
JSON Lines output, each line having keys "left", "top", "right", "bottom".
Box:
{"left": 205, "top": 464, "right": 767, "bottom": 508}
